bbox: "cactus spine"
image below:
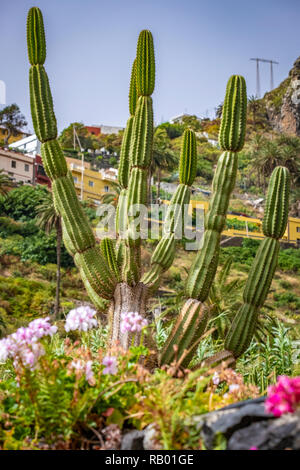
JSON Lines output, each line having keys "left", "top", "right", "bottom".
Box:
{"left": 225, "top": 166, "right": 290, "bottom": 357}
{"left": 27, "top": 7, "right": 116, "bottom": 303}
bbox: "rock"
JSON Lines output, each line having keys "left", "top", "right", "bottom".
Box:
{"left": 194, "top": 401, "right": 274, "bottom": 449}
{"left": 121, "top": 430, "right": 145, "bottom": 450}
{"left": 265, "top": 56, "right": 300, "bottom": 136}
{"left": 228, "top": 411, "right": 300, "bottom": 450}
{"left": 143, "top": 423, "right": 162, "bottom": 450}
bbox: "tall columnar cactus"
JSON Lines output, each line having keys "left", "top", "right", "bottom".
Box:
{"left": 122, "top": 30, "right": 155, "bottom": 285}
{"left": 27, "top": 8, "right": 290, "bottom": 368}
{"left": 142, "top": 129, "right": 197, "bottom": 291}
{"left": 27, "top": 7, "right": 116, "bottom": 307}
{"left": 225, "top": 166, "right": 290, "bottom": 357}
{"left": 160, "top": 76, "right": 247, "bottom": 366}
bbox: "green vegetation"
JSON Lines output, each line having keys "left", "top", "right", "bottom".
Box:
{"left": 0, "top": 6, "right": 299, "bottom": 451}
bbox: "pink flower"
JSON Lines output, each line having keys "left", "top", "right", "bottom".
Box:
{"left": 70, "top": 359, "right": 95, "bottom": 385}
{"left": 0, "top": 317, "right": 57, "bottom": 370}
{"left": 65, "top": 306, "right": 98, "bottom": 332}
{"left": 212, "top": 372, "right": 220, "bottom": 385}
{"left": 265, "top": 375, "right": 300, "bottom": 417}
{"left": 250, "top": 446, "right": 258, "bottom": 450}
{"left": 85, "top": 361, "right": 95, "bottom": 385}
{"left": 120, "top": 311, "right": 148, "bottom": 334}
{"left": 102, "top": 355, "right": 118, "bottom": 375}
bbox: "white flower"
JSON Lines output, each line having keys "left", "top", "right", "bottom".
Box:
{"left": 65, "top": 306, "right": 98, "bottom": 332}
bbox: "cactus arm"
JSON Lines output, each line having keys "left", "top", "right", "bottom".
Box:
{"left": 225, "top": 166, "right": 290, "bottom": 357}
{"left": 100, "top": 238, "right": 120, "bottom": 282}
{"left": 27, "top": 7, "right": 116, "bottom": 304}
{"left": 161, "top": 75, "right": 247, "bottom": 367}
{"left": 122, "top": 31, "right": 155, "bottom": 285}
{"left": 160, "top": 299, "right": 209, "bottom": 367}
{"left": 115, "top": 60, "right": 137, "bottom": 272}
{"left": 142, "top": 129, "right": 197, "bottom": 290}
{"left": 218, "top": 75, "right": 247, "bottom": 152}
{"left": 27, "top": 6, "right": 46, "bottom": 66}
{"left": 185, "top": 151, "right": 238, "bottom": 299}
{"left": 185, "top": 76, "right": 247, "bottom": 302}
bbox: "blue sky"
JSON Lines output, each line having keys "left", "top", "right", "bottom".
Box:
{"left": 1, "top": 0, "right": 300, "bottom": 133}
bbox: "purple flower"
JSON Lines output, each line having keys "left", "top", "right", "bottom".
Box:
{"left": 65, "top": 306, "right": 98, "bottom": 333}
{"left": 120, "top": 311, "right": 148, "bottom": 334}
{"left": 102, "top": 355, "right": 118, "bottom": 375}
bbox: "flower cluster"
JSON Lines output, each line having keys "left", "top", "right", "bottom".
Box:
{"left": 70, "top": 359, "right": 95, "bottom": 386}
{"left": 120, "top": 311, "right": 148, "bottom": 334}
{"left": 102, "top": 355, "right": 118, "bottom": 375}
{"left": 65, "top": 306, "right": 98, "bottom": 332}
{"left": 0, "top": 317, "right": 57, "bottom": 370}
{"left": 265, "top": 375, "right": 300, "bottom": 417}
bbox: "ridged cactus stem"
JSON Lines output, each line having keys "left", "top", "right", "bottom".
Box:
{"left": 122, "top": 30, "right": 155, "bottom": 285}
{"left": 162, "top": 75, "right": 247, "bottom": 368}
{"left": 225, "top": 166, "right": 290, "bottom": 357}
{"left": 142, "top": 129, "right": 197, "bottom": 290}
{"left": 185, "top": 75, "right": 247, "bottom": 302}
{"left": 27, "top": 7, "right": 116, "bottom": 305}
{"left": 160, "top": 299, "right": 210, "bottom": 367}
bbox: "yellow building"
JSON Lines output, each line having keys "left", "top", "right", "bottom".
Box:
{"left": 66, "top": 157, "right": 118, "bottom": 205}
{"left": 65, "top": 158, "right": 300, "bottom": 246}
{"left": 161, "top": 198, "right": 300, "bottom": 246}
{"left": 187, "top": 199, "right": 300, "bottom": 246}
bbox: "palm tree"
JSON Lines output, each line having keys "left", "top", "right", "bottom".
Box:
{"left": 215, "top": 102, "right": 223, "bottom": 119}
{"left": 0, "top": 169, "right": 14, "bottom": 196}
{"left": 248, "top": 95, "right": 260, "bottom": 129}
{"left": 100, "top": 181, "right": 121, "bottom": 207}
{"left": 36, "top": 190, "right": 62, "bottom": 319}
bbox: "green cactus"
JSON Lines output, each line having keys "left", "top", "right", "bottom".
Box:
{"left": 142, "top": 129, "right": 197, "bottom": 290}
{"left": 27, "top": 7, "right": 116, "bottom": 308}
{"left": 160, "top": 299, "right": 210, "bottom": 368}
{"left": 26, "top": 7, "right": 290, "bottom": 367}
{"left": 27, "top": 6, "right": 46, "bottom": 66}
{"left": 225, "top": 166, "right": 290, "bottom": 357}
{"left": 218, "top": 75, "right": 247, "bottom": 152}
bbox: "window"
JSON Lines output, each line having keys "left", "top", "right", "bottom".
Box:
{"left": 88, "top": 180, "right": 94, "bottom": 187}
{"left": 11, "top": 160, "right": 16, "bottom": 168}
{"left": 37, "top": 165, "right": 47, "bottom": 176}
{"left": 73, "top": 176, "right": 78, "bottom": 183}
{"left": 297, "top": 227, "right": 300, "bottom": 233}
{"left": 104, "top": 186, "right": 109, "bottom": 192}
{"left": 24, "top": 164, "right": 29, "bottom": 172}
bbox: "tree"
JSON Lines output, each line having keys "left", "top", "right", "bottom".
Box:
{"left": 0, "top": 104, "right": 27, "bottom": 145}
{"left": 59, "top": 122, "right": 93, "bottom": 151}
{"left": 0, "top": 184, "right": 49, "bottom": 221}
{"left": 248, "top": 95, "right": 260, "bottom": 128}
{"left": 100, "top": 181, "right": 121, "bottom": 207}
{"left": 181, "top": 114, "right": 202, "bottom": 132}
{"left": 0, "top": 169, "right": 14, "bottom": 197}
{"left": 215, "top": 102, "right": 223, "bottom": 119}
{"left": 36, "top": 191, "right": 62, "bottom": 319}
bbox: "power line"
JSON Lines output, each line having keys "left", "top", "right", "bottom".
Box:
{"left": 250, "top": 58, "right": 279, "bottom": 98}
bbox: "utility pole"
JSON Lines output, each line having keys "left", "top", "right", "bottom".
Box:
{"left": 250, "top": 58, "right": 279, "bottom": 98}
